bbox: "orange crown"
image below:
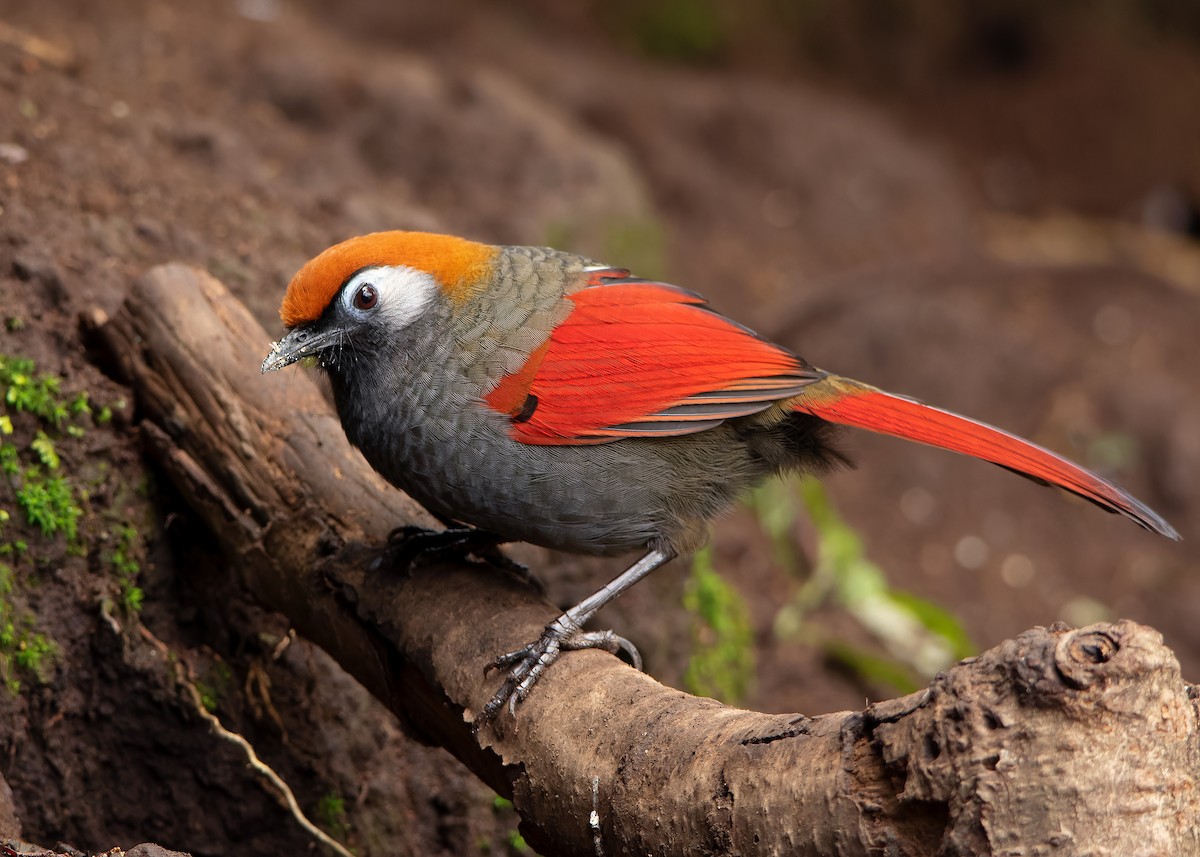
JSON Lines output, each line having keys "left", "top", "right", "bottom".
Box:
{"left": 280, "top": 231, "right": 498, "bottom": 327}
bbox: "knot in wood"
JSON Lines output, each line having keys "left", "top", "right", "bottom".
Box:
{"left": 1068, "top": 630, "right": 1117, "bottom": 665}
{"left": 1055, "top": 626, "right": 1121, "bottom": 689}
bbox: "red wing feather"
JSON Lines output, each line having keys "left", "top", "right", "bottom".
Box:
{"left": 486, "top": 279, "right": 820, "bottom": 444}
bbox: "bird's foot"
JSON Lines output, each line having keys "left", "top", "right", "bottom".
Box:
{"left": 473, "top": 617, "right": 642, "bottom": 734}
{"left": 376, "top": 524, "right": 470, "bottom": 572}
{"left": 381, "top": 525, "right": 541, "bottom": 591}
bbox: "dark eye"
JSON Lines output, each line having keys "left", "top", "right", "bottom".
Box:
{"left": 353, "top": 283, "right": 378, "bottom": 310}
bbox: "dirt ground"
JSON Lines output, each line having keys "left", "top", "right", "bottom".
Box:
{"left": 0, "top": 1, "right": 1197, "bottom": 854}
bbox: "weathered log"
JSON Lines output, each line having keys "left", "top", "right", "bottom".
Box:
{"left": 92, "top": 263, "right": 1200, "bottom": 856}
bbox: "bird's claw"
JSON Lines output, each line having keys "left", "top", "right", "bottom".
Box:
{"left": 381, "top": 526, "right": 540, "bottom": 591}
{"left": 380, "top": 524, "right": 471, "bottom": 570}
{"left": 473, "top": 622, "right": 643, "bottom": 735}
{"left": 478, "top": 626, "right": 565, "bottom": 729}
{"left": 471, "top": 543, "right": 544, "bottom": 594}
{"left": 386, "top": 524, "right": 438, "bottom": 547}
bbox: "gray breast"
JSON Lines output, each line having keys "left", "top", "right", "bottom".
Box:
{"left": 330, "top": 320, "right": 674, "bottom": 555}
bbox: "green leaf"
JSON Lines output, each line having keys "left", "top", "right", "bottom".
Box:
{"left": 825, "top": 641, "right": 920, "bottom": 695}
{"left": 890, "top": 590, "right": 975, "bottom": 661}
{"left": 792, "top": 477, "right": 975, "bottom": 681}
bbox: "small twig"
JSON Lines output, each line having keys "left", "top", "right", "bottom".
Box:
{"left": 136, "top": 626, "right": 354, "bottom": 857}
{"left": 0, "top": 20, "right": 73, "bottom": 69}
{"left": 97, "top": 601, "right": 123, "bottom": 636}
{"left": 270, "top": 628, "right": 296, "bottom": 661}
{"left": 185, "top": 688, "right": 355, "bottom": 857}
{"left": 245, "top": 658, "right": 288, "bottom": 740}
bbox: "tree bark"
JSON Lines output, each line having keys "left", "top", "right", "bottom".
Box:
{"left": 91, "top": 264, "right": 1200, "bottom": 856}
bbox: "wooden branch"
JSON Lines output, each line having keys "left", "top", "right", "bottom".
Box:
{"left": 91, "top": 264, "right": 1200, "bottom": 855}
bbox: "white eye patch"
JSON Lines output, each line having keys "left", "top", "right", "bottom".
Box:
{"left": 341, "top": 265, "right": 439, "bottom": 328}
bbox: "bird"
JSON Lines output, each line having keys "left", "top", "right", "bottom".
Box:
{"left": 261, "top": 230, "right": 1179, "bottom": 726}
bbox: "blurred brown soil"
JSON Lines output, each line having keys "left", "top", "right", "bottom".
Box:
{"left": 0, "top": 1, "right": 1196, "bottom": 853}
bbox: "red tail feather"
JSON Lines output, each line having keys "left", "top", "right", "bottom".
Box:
{"left": 792, "top": 379, "right": 1179, "bottom": 539}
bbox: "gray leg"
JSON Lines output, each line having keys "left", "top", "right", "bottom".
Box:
{"left": 476, "top": 547, "right": 676, "bottom": 732}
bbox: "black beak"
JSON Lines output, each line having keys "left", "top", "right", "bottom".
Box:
{"left": 261, "top": 324, "right": 339, "bottom": 373}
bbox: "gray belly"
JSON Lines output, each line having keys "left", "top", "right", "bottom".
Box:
{"left": 330, "top": 356, "right": 775, "bottom": 556}
{"left": 366, "top": 415, "right": 669, "bottom": 555}
{"left": 341, "top": 404, "right": 773, "bottom": 556}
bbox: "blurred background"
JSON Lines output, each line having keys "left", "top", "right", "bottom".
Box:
{"left": 1, "top": 1, "right": 1197, "bottom": 853}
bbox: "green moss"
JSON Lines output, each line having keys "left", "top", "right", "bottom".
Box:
{"left": 316, "top": 792, "right": 350, "bottom": 840}
{"left": 30, "top": 431, "right": 59, "bottom": 470}
{"left": 613, "top": 0, "right": 730, "bottom": 64}
{"left": 16, "top": 468, "right": 81, "bottom": 541}
{"left": 12, "top": 628, "right": 53, "bottom": 672}
{"left": 0, "top": 444, "right": 17, "bottom": 476}
{"left": 0, "top": 566, "right": 55, "bottom": 693}
{"left": 108, "top": 523, "right": 145, "bottom": 614}
{"left": 1, "top": 351, "right": 144, "bottom": 557}
{"left": 0, "top": 352, "right": 130, "bottom": 694}
{"left": 682, "top": 546, "right": 755, "bottom": 703}
{"left": 505, "top": 831, "right": 530, "bottom": 853}
{"left": 194, "top": 660, "right": 233, "bottom": 713}
{"left": 1, "top": 352, "right": 122, "bottom": 436}
{"left": 1, "top": 356, "right": 69, "bottom": 427}
{"left": 489, "top": 794, "right": 533, "bottom": 855}
{"left": 193, "top": 679, "right": 220, "bottom": 713}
